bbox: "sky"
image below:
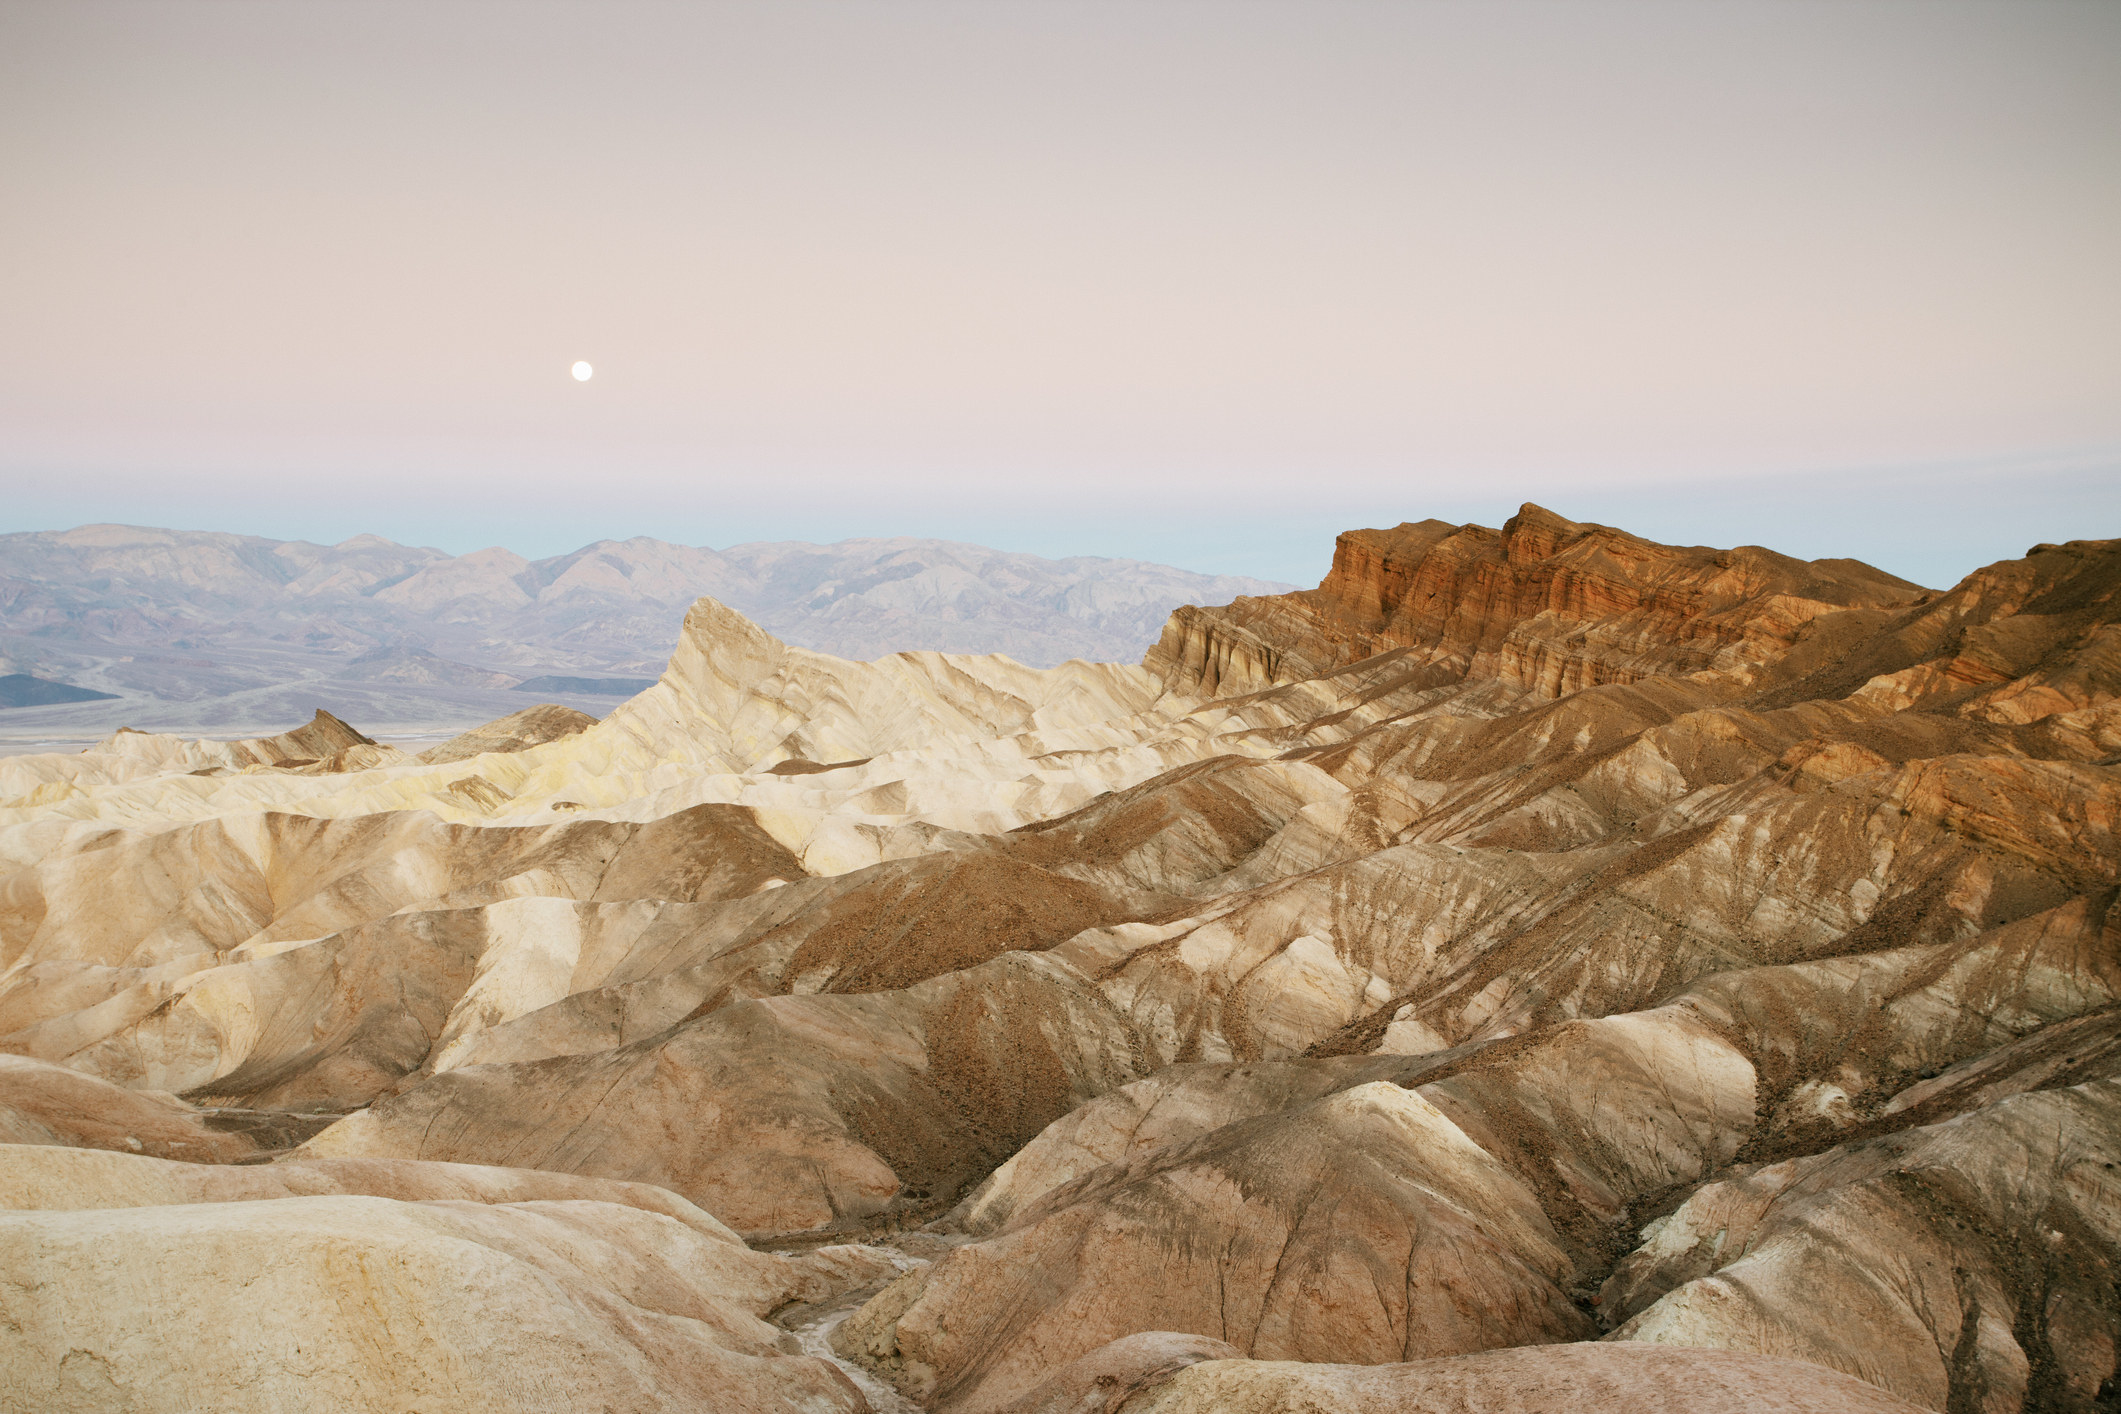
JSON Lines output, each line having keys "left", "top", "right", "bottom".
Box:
{"left": 2, "top": 0, "right": 2116, "bottom": 589}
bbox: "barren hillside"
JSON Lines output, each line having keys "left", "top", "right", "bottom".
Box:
{"left": 2, "top": 503, "right": 2115, "bottom": 1414}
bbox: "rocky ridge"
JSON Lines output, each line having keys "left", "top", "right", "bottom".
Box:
{"left": 0, "top": 502, "right": 2116, "bottom": 1413}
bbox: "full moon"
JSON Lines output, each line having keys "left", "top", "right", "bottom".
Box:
{"left": 570, "top": 361, "right": 593, "bottom": 381}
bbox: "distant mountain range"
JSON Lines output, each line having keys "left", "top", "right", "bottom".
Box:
{"left": 0, "top": 525, "right": 1290, "bottom": 734}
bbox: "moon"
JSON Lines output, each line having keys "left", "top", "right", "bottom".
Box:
{"left": 571, "top": 361, "right": 594, "bottom": 382}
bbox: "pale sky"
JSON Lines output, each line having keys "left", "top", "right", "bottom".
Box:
{"left": 2, "top": 0, "right": 2116, "bottom": 586}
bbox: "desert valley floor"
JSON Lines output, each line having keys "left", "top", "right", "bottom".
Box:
{"left": 2, "top": 504, "right": 2117, "bottom": 1413}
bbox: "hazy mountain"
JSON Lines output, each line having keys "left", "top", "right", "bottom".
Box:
{"left": 0, "top": 525, "right": 1290, "bottom": 734}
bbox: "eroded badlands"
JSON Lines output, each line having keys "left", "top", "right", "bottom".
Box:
{"left": 3, "top": 504, "right": 2117, "bottom": 1413}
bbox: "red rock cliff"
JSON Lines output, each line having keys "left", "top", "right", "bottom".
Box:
{"left": 1146, "top": 503, "right": 1927, "bottom": 699}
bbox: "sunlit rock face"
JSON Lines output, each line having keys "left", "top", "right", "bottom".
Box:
{"left": 2, "top": 503, "right": 2118, "bottom": 1414}
{"left": 1144, "top": 503, "right": 1928, "bottom": 698}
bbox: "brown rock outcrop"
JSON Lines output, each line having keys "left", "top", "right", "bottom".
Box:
{"left": 418, "top": 701, "right": 599, "bottom": 763}
{"left": 1145, "top": 503, "right": 1925, "bottom": 698}
{"left": 95, "top": 708, "right": 377, "bottom": 771}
